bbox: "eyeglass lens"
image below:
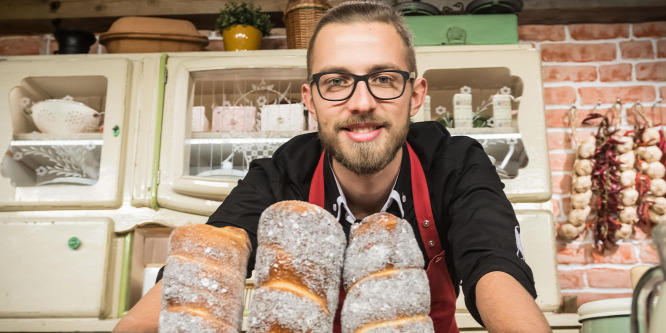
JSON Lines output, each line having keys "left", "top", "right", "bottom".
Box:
{"left": 317, "top": 71, "right": 406, "bottom": 100}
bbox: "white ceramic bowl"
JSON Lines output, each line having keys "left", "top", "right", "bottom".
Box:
{"left": 28, "top": 99, "right": 102, "bottom": 135}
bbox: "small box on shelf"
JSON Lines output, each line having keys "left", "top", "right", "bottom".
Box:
{"left": 260, "top": 104, "right": 305, "bottom": 132}
{"left": 211, "top": 106, "right": 257, "bottom": 132}
{"left": 191, "top": 106, "right": 210, "bottom": 132}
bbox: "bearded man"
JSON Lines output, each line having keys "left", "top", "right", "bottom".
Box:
{"left": 114, "top": 1, "right": 550, "bottom": 332}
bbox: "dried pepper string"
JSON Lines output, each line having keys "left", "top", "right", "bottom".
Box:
{"left": 583, "top": 111, "right": 623, "bottom": 251}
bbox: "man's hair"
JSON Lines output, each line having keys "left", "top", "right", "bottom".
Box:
{"left": 306, "top": 1, "right": 417, "bottom": 79}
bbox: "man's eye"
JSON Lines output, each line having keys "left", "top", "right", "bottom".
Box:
{"left": 377, "top": 76, "right": 390, "bottom": 83}
{"left": 324, "top": 76, "right": 350, "bottom": 86}
{"left": 371, "top": 75, "right": 395, "bottom": 84}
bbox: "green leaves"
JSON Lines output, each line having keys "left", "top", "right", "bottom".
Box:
{"left": 215, "top": 1, "right": 273, "bottom": 36}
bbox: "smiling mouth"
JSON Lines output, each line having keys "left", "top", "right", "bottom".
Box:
{"left": 344, "top": 124, "right": 383, "bottom": 133}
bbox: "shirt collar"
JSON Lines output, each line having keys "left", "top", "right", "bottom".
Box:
{"left": 328, "top": 157, "right": 405, "bottom": 224}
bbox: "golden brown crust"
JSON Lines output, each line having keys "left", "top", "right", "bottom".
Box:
{"left": 161, "top": 224, "right": 252, "bottom": 332}
{"left": 270, "top": 200, "right": 319, "bottom": 215}
{"left": 262, "top": 245, "right": 329, "bottom": 313}
{"left": 248, "top": 201, "right": 346, "bottom": 332}
{"left": 346, "top": 266, "right": 396, "bottom": 293}
{"left": 169, "top": 225, "right": 251, "bottom": 256}
{"left": 165, "top": 306, "right": 230, "bottom": 327}
{"left": 356, "top": 315, "right": 432, "bottom": 333}
{"left": 341, "top": 213, "right": 433, "bottom": 332}
{"left": 352, "top": 212, "right": 399, "bottom": 238}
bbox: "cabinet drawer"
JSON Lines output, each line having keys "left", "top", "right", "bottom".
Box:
{"left": 0, "top": 218, "right": 112, "bottom": 317}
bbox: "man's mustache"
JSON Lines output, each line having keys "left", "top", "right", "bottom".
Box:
{"left": 334, "top": 115, "right": 391, "bottom": 130}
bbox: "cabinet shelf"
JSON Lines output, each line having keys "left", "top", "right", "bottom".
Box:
{"left": 187, "top": 131, "right": 311, "bottom": 145}
{"left": 448, "top": 127, "right": 518, "bottom": 136}
{"left": 11, "top": 132, "right": 104, "bottom": 147}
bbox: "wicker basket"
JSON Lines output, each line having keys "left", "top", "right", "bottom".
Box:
{"left": 284, "top": 0, "right": 332, "bottom": 49}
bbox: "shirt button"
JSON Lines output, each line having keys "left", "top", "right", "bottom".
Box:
{"left": 428, "top": 240, "right": 435, "bottom": 248}
{"left": 422, "top": 220, "right": 430, "bottom": 228}
{"left": 402, "top": 194, "right": 407, "bottom": 203}
{"left": 333, "top": 204, "right": 337, "bottom": 211}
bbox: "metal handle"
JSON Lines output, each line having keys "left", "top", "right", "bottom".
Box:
{"left": 631, "top": 266, "right": 664, "bottom": 333}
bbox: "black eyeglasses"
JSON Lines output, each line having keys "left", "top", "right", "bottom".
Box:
{"left": 310, "top": 70, "right": 415, "bottom": 102}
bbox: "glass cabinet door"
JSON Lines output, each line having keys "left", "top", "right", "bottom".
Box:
{"left": 415, "top": 45, "right": 551, "bottom": 202}
{"left": 0, "top": 57, "right": 131, "bottom": 209}
{"left": 158, "top": 51, "right": 309, "bottom": 215}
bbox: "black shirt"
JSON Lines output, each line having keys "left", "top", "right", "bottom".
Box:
{"left": 207, "top": 121, "right": 536, "bottom": 324}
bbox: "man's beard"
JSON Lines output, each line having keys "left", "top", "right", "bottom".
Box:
{"left": 317, "top": 112, "right": 410, "bottom": 176}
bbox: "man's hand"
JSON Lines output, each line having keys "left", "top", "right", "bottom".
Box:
{"left": 476, "top": 271, "right": 551, "bottom": 333}
{"left": 113, "top": 280, "right": 162, "bottom": 332}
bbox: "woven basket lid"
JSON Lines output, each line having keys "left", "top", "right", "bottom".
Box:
{"left": 284, "top": 0, "right": 332, "bottom": 14}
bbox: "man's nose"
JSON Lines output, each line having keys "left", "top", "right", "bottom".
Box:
{"left": 347, "top": 81, "right": 377, "bottom": 112}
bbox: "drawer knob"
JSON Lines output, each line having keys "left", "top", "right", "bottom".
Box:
{"left": 68, "top": 237, "right": 81, "bottom": 250}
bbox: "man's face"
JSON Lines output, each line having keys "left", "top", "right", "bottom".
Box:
{"left": 302, "top": 22, "right": 426, "bottom": 175}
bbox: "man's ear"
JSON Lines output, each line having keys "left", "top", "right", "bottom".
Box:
{"left": 409, "top": 78, "right": 428, "bottom": 118}
{"left": 302, "top": 83, "right": 318, "bottom": 121}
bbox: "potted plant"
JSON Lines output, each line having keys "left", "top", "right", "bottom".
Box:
{"left": 215, "top": 1, "right": 273, "bottom": 51}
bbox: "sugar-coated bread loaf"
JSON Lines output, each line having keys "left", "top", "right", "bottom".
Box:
{"left": 248, "top": 200, "right": 347, "bottom": 332}
{"left": 159, "top": 224, "right": 251, "bottom": 333}
{"left": 342, "top": 212, "right": 434, "bottom": 333}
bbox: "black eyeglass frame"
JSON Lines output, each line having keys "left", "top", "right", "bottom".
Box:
{"left": 310, "top": 70, "right": 416, "bottom": 102}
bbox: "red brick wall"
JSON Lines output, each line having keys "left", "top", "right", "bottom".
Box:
{"left": 520, "top": 21, "right": 666, "bottom": 308}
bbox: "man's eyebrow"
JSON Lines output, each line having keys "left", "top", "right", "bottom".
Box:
{"left": 317, "top": 66, "right": 350, "bottom": 73}
{"left": 367, "top": 64, "right": 402, "bottom": 72}
{"left": 316, "top": 63, "right": 403, "bottom": 74}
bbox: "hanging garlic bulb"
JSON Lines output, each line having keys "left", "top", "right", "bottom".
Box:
{"left": 573, "top": 175, "right": 592, "bottom": 193}
{"left": 638, "top": 146, "right": 663, "bottom": 163}
{"left": 558, "top": 222, "right": 586, "bottom": 240}
{"left": 563, "top": 107, "right": 594, "bottom": 240}
{"left": 571, "top": 190, "right": 593, "bottom": 209}
{"left": 646, "top": 162, "right": 666, "bottom": 179}
{"left": 620, "top": 188, "right": 639, "bottom": 206}
{"left": 649, "top": 209, "right": 665, "bottom": 224}
{"left": 619, "top": 206, "right": 638, "bottom": 223}
{"left": 620, "top": 169, "right": 637, "bottom": 187}
{"left": 578, "top": 142, "right": 595, "bottom": 159}
{"left": 614, "top": 223, "right": 633, "bottom": 240}
{"left": 618, "top": 151, "right": 636, "bottom": 171}
{"left": 650, "top": 178, "right": 666, "bottom": 197}
{"left": 613, "top": 130, "right": 635, "bottom": 153}
{"left": 569, "top": 206, "right": 591, "bottom": 227}
{"left": 651, "top": 197, "right": 666, "bottom": 215}
{"left": 642, "top": 128, "right": 660, "bottom": 145}
{"left": 629, "top": 101, "right": 666, "bottom": 231}
{"left": 574, "top": 159, "right": 594, "bottom": 176}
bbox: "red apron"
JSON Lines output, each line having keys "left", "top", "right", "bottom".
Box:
{"left": 308, "top": 143, "right": 459, "bottom": 333}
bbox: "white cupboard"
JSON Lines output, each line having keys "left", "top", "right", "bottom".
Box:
{"left": 0, "top": 45, "right": 565, "bottom": 331}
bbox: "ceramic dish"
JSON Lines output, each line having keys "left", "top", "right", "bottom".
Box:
{"left": 27, "top": 99, "right": 102, "bottom": 135}
{"left": 99, "top": 17, "right": 208, "bottom": 53}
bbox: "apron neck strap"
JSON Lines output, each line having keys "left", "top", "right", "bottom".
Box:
{"left": 308, "top": 150, "right": 327, "bottom": 208}
{"left": 406, "top": 142, "right": 442, "bottom": 259}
